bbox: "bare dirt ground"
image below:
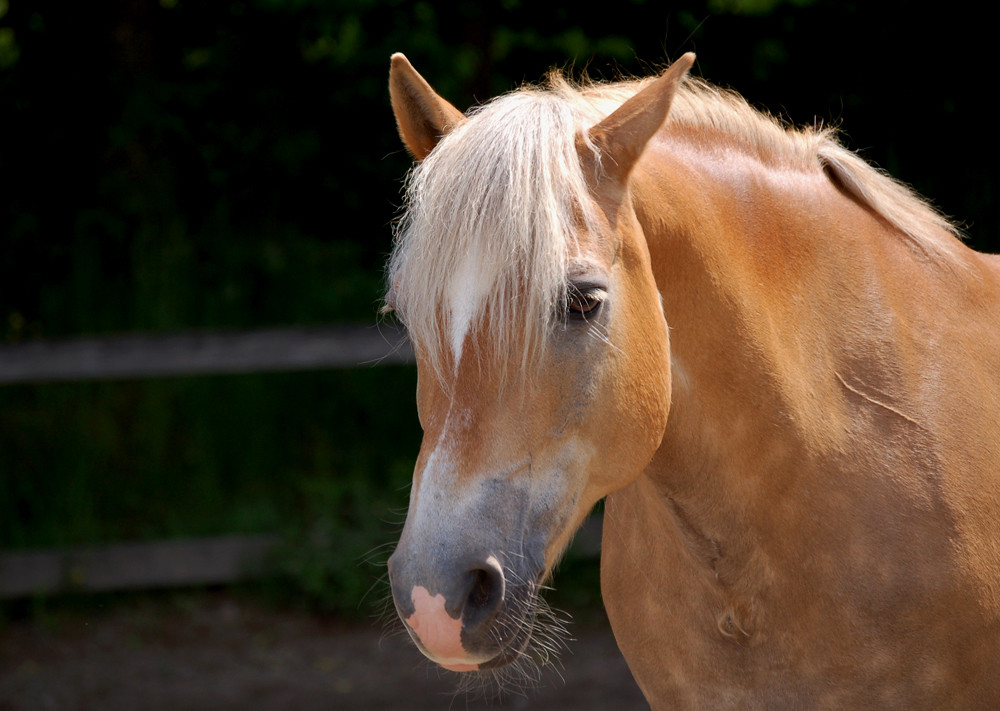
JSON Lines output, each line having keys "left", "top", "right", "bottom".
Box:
{"left": 0, "top": 593, "right": 648, "bottom": 711}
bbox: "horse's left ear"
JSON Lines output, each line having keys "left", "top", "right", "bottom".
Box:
{"left": 389, "top": 53, "right": 465, "bottom": 161}
{"left": 588, "top": 52, "right": 695, "bottom": 184}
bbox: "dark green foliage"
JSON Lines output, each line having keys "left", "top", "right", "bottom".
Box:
{"left": 0, "top": 366, "right": 420, "bottom": 613}
{"left": 0, "top": 367, "right": 420, "bottom": 545}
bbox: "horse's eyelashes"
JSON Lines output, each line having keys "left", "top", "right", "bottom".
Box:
{"left": 566, "top": 287, "right": 606, "bottom": 319}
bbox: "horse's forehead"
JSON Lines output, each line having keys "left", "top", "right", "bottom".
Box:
{"left": 573, "top": 221, "right": 617, "bottom": 263}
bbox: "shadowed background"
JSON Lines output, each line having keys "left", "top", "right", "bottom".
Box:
{"left": 0, "top": 0, "right": 996, "bottom": 707}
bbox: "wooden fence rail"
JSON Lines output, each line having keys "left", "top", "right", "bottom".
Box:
{"left": 0, "top": 324, "right": 412, "bottom": 385}
{"left": 0, "top": 536, "right": 280, "bottom": 599}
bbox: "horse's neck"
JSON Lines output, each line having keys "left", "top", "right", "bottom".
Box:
{"left": 603, "top": 141, "right": 1000, "bottom": 704}
{"left": 625, "top": 138, "right": 931, "bottom": 562}
{"left": 601, "top": 141, "right": 920, "bottom": 680}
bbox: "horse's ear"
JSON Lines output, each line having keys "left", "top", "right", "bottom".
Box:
{"left": 389, "top": 53, "right": 465, "bottom": 161}
{"left": 587, "top": 52, "right": 695, "bottom": 185}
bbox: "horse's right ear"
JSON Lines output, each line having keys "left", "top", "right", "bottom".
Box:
{"left": 587, "top": 52, "right": 695, "bottom": 185}
{"left": 389, "top": 53, "right": 465, "bottom": 161}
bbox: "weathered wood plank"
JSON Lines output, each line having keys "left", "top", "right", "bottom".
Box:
{"left": 0, "top": 535, "right": 280, "bottom": 598}
{"left": 0, "top": 325, "right": 413, "bottom": 385}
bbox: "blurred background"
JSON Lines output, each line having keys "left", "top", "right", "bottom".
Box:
{"left": 0, "top": 0, "right": 996, "bottom": 708}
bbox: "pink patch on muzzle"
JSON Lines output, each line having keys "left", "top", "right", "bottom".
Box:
{"left": 405, "top": 586, "right": 479, "bottom": 672}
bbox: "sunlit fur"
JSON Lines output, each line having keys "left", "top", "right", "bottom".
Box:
{"left": 388, "top": 71, "right": 961, "bottom": 385}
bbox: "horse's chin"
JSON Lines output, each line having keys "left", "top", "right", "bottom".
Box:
{"left": 472, "top": 617, "right": 536, "bottom": 671}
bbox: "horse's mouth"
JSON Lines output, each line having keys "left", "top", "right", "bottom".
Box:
{"left": 472, "top": 614, "right": 536, "bottom": 670}
{"left": 462, "top": 578, "right": 544, "bottom": 671}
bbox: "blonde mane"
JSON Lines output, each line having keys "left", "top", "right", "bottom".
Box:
{"left": 388, "top": 86, "right": 602, "bottom": 385}
{"left": 388, "top": 69, "right": 962, "bottom": 383}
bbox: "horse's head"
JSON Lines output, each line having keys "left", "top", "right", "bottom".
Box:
{"left": 385, "top": 53, "right": 693, "bottom": 674}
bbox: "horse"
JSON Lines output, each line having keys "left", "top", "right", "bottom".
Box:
{"left": 383, "top": 51, "right": 1000, "bottom": 709}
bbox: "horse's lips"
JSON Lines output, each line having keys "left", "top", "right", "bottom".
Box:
{"left": 404, "top": 583, "right": 538, "bottom": 672}
{"left": 469, "top": 606, "right": 537, "bottom": 671}
{"left": 441, "top": 625, "right": 534, "bottom": 673}
{"left": 441, "top": 661, "right": 479, "bottom": 672}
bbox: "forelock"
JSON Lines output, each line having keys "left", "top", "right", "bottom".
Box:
{"left": 387, "top": 85, "right": 602, "bottom": 385}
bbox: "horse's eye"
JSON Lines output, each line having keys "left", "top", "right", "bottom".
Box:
{"left": 567, "top": 287, "right": 605, "bottom": 319}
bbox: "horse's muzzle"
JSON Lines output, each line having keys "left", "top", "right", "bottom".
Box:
{"left": 388, "top": 550, "right": 536, "bottom": 671}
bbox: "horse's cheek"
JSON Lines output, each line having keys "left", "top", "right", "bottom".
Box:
{"left": 577, "top": 355, "right": 670, "bottom": 499}
{"left": 616, "top": 311, "right": 672, "bottom": 460}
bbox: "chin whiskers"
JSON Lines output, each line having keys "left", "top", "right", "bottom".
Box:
{"left": 446, "top": 566, "right": 573, "bottom": 703}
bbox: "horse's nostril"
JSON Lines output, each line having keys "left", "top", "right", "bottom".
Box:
{"left": 468, "top": 568, "right": 493, "bottom": 609}
{"left": 462, "top": 555, "right": 505, "bottom": 626}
